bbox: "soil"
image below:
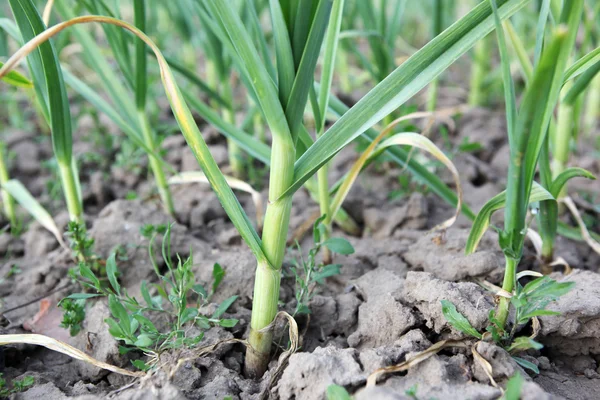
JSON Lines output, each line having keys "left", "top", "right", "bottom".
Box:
{"left": 1, "top": 71, "right": 600, "bottom": 400}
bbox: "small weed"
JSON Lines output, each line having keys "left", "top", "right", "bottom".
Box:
{"left": 62, "top": 224, "right": 238, "bottom": 368}
{"left": 59, "top": 298, "right": 86, "bottom": 336}
{"left": 0, "top": 374, "right": 35, "bottom": 396}
{"left": 114, "top": 139, "right": 145, "bottom": 176}
{"left": 405, "top": 384, "right": 419, "bottom": 399}
{"left": 288, "top": 216, "right": 354, "bottom": 316}
{"left": 66, "top": 221, "right": 102, "bottom": 272}
{"left": 442, "top": 275, "right": 574, "bottom": 373}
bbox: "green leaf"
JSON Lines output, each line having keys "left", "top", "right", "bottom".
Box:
{"left": 9, "top": 0, "right": 73, "bottom": 165}
{"left": 131, "top": 359, "right": 150, "bottom": 371}
{"left": 563, "top": 45, "right": 600, "bottom": 83}
{"left": 196, "top": 316, "right": 211, "bottom": 330}
{"left": 212, "top": 263, "right": 225, "bottom": 294}
{"left": 323, "top": 238, "right": 355, "bottom": 255}
{"left": 512, "top": 356, "right": 539, "bottom": 374}
{"left": 490, "top": 0, "right": 517, "bottom": 143}
{"left": 61, "top": 69, "right": 167, "bottom": 168}
{"left": 519, "top": 310, "right": 560, "bottom": 321}
{"left": 105, "top": 252, "right": 121, "bottom": 296}
{"left": 0, "top": 61, "right": 32, "bottom": 87}
{"left": 192, "top": 284, "right": 207, "bottom": 299}
{"left": 466, "top": 182, "right": 554, "bottom": 254}
{"left": 312, "top": 264, "right": 342, "bottom": 283}
{"left": 326, "top": 384, "right": 353, "bottom": 400}
{"left": 317, "top": 0, "right": 345, "bottom": 133}
{"left": 563, "top": 58, "right": 600, "bottom": 105}
{"left": 140, "top": 281, "right": 156, "bottom": 309}
{"left": 134, "top": 334, "right": 153, "bottom": 348}
{"left": 180, "top": 308, "right": 198, "bottom": 325}
{"left": 212, "top": 295, "right": 238, "bottom": 319}
{"left": 502, "top": 373, "right": 524, "bottom": 400}
{"left": 108, "top": 295, "right": 131, "bottom": 336}
{"left": 132, "top": 314, "right": 159, "bottom": 334}
{"left": 218, "top": 318, "right": 239, "bottom": 328}
{"left": 65, "top": 293, "right": 102, "bottom": 300}
{"left": 506, "top": 336, "right": 544, "bottom": 353}
{"left": 105, "top": 317, "right": 125, "bottom": 339}
{"left": 440, "top": 300, "right": 482, "bottom": 339}
{"left": 285, "top": 0, "right": 533, "bottom": 199}
{"left": 269, "top": 0, "right": 295, "bottom": 106}
{"left": 550, "top": 167, "right": 596, "bottom": 198}
{"left": 79, "top": 264, "right": 101, "bottom": 289}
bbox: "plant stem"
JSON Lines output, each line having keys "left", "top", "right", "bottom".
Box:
{"left": 318, "top": 165, "right": 332, "bottom": 263}
{"left": 138, "top": 112, "right": 175, "bottom": 216}
{"left": 246, "top": 135, "right": 294, "bottom": 377}
{"left": 469, "top": 34, "right": 489, "bottom": 107}
{"left": 246, "top": 258, "right": 281, "bottom": 377}
{"left": 495, "top": 256, "right": 518, "bottom": 328}
{"left": 0, "top": 143, "right": 17, "bottom": 230}
{"left": 134, "top": 0, "right": 175, "bottom": 216}
{"left": 58, "top": 159, "right": 83, "bottom": 223}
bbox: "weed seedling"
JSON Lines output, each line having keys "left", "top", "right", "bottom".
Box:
{"left": 442, "top": 274, "right": 575, "bottom": 374}
{"left": 0, "top": 374, "right": 34, "bottom": 397}
{"left": 62, "top": 225, "right": 238, "bottom": 369}
{"left": 288, "top": 216, "right": 354, "bottom": 316}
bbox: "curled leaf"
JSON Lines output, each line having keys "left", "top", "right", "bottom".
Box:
{"left": 466, "top": 182, "right": 554, "bottom": 254}
{"left": 550, "top": 167, "right": 595, "bottom": 198}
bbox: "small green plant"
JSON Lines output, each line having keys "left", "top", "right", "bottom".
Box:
{"left": 0, "top": 374, "right": 35, "bottom": 396}
{"left": 289, "top": 216, "right": 355, "bottom": 316}
{"left": 405, "top": 384, "right": 419, "bottom": 399}
{"left": 62, "top": 225, "right": 238, "bottom": 367}
{"left": 66, "top": 221, "right": 101, "bottom": 271}
{"left": 59, "top": 298, "right": 86, "bottom": 336}
{"left": 442, "top": 275, "right": 574, "bottom": 374}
